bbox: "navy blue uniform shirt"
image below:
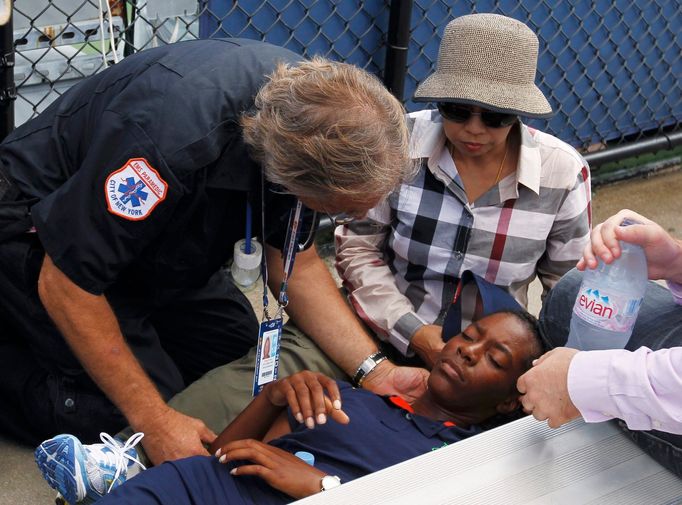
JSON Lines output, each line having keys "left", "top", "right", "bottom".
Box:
{"left": 0, "top": 38, "right": 309, "bottom": 295}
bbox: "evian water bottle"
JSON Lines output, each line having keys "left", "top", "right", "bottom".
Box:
{"left": 566, "top": 225, "right": 648, "bottom": 351}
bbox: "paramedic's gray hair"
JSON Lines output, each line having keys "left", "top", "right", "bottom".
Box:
{"left": 242, "top": 57, "right": 414, "bottom": 200}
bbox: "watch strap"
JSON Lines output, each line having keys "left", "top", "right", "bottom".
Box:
{"left": 352, "top": 351, "right": 387, "bottom": 387}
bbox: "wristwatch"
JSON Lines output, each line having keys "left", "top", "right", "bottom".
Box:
{"left": 352, "top": 351, "right": 387, "bottom": 387}
{"left": 320, "top": 474, "right": 342, "bottom": 491}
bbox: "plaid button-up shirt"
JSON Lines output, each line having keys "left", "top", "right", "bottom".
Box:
{"left": 336, "top": 110, "right": 592, "bottom": 355}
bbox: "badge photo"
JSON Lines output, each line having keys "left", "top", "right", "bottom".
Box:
{"left": 105, "top": 158, "right": 168, "bottom": 221}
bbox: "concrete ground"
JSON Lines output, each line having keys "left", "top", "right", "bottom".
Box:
{"left": 2, "top": 168, "right": 681, "bottom": 505}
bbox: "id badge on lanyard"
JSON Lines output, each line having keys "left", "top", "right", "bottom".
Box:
{"left": 252, "top": 190, "right": 304, "bottom": 396}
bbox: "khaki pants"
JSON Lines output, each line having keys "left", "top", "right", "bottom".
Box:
{"left": 120, "top": 323, "right": 347, "bottom": 465}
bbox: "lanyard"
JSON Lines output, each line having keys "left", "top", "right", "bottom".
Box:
{"left": 260, "top": 177, "right": 303, "bottom": 321}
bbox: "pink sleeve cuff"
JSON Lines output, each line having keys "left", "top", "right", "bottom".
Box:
{"left": 567, "top": 350, "right": 622, "bottom": 423}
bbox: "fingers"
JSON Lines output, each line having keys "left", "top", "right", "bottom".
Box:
{"left": 324, "top": 396, "right": 350, "bottom": 425}
{"left": 292, "top": 374, "right": 325, "bottom": 428}
{"left": 519, "top": 395, "right": 548, "bottom": 422}
{"left": 546, "top": 417, "right": 564, "bottom": 429}
{"left": 282, "top": 371, "right": 344, "bottom": 429}
{"left": 218, "top": 440, "right": 272, "bottom": 465}
{"left": 316, "top": 374, "right": 343, "bottom": 418}
{"left": 582, "top": 223, "right": 613, "bottom": 268}
{"left": 229, "top": 463, "right": 268, "bottom": 477}
{"left": 614, "top": 217, "right": 658, "bottom": 249}
{"left": 532, "top": 410, "right": 549, "bottom": 423}
{"left": 533, "top": 348, "right": 555, "bottom": 366}
{"left": 223, "top": 441, "right": 327, "bottom": 499}
{"left": 583, "top": 209, "right": 652, "bottom": 270}
{"left": 517, "top": 349, "right": 553, "bottom": 394}
{"left": 199, "top": 424, "right": 217, "bottom": 445}
{"left": 516, "top": 372, "right": 527, "bottom": 395}
{"left": 216, "top": 439, "right": 307, "bottom": 472}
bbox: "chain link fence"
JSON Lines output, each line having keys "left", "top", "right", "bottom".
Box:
{"left": 10, "top": 0, "right": 682, "bottom": 154}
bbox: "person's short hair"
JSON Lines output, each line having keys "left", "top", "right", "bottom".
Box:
{"left": 242, "top": 57, "right": 415, "bottom": 200}
{"left": 478, "top": 309, "right": 545, "bottom": 430}
{"left": 497, "top": 309, "right": 545, "bottom": 370}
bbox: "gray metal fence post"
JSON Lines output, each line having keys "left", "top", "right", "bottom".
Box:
{"left": 384, "top": 0, "right": 413, "bottom": 101}
{"left": 0, "top": 0, "right": 14, "bottom": 140}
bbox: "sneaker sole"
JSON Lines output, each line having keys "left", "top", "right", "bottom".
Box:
{"left": 35, "top": 435, "right": 87, "bottom": 504}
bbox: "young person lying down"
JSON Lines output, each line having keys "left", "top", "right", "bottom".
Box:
{"left": 39, "top": 309, "right": 542, "bottom": 505}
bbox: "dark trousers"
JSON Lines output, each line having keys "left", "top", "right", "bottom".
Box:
{"left": 0, "top": 235, "right": 259, "bottom": 445}
{"left": 539, "top": 268, "right": 682, "bottom": 477}
{"left": 97, "top": 456, "right": 285, "bottom": 505}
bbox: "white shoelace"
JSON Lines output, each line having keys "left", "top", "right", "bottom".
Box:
{"left": 99, "top": 432, "right": 146, "bottom": 493}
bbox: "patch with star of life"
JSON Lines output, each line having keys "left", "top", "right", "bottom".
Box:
{"left": 105, "top": 158, "right": 168, "bottom": 221}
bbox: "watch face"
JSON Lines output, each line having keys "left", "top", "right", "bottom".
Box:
{"left": 321, "top": 475, "right": 341, "bottom": 491}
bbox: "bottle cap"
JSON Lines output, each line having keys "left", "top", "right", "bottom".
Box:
{"left": 294, "top": 451, "right": 315, "bottom": 466}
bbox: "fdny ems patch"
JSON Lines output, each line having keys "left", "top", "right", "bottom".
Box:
{"left": 105, "top": 158, "right": 168, "bottom": 221}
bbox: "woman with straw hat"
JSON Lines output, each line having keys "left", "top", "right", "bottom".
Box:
{"left": 337, "top": 13, "right": 592, "bottom": 367}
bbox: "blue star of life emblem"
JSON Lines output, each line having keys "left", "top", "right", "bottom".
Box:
{"left": 118, "top": 177, "right": 148, "bottom": 207}
{"left": 105, "top": 158, "right": 168, "bottom": 221}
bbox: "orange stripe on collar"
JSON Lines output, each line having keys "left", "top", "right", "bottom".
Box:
{"left": 388, "top": 396, "right": 457, "bottom": 427}
{"left": 388, "top": 395, "right": 414, "bottom": 413}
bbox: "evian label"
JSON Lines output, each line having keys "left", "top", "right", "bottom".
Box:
{"left": 573, "top": 286, "right": 642, "bottom": 332}
{"left": 105, "top": 158, "right": 168, "bottom": 221}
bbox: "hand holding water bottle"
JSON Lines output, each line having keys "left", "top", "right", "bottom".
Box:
{"left": 520, "top": 210, "right": 682, "bottom": 430}
{"left": 567, "top": 209, "right": 682, "bottom": 350}
{"left": 577, "top": 209, "right": 682, "bottom": 283}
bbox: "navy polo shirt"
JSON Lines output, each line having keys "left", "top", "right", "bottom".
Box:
{"left": 101, "top": 381, "right": 482, "bottom": 504}
{"left": 244, "top": 381, "right": 481, "bottom": 503}
{"left": 0, "top": 38, "right": 310, "bottom": 295}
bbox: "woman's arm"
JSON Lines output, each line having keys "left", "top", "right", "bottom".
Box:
{"left": 536, "top": 161, "right": 592, "bottom": 297}
{"left": 336, "top": 201, "right": 427, "bottom": 356}
{"left": 209, "top": 388, "right": 284, "bottom": 452}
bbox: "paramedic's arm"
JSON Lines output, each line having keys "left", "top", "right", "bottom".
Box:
{"left": 38, "top": 254, "right": 216, "bottom": 464}
{"left": 265, "top": 244, "right": 428, "bottom": 401}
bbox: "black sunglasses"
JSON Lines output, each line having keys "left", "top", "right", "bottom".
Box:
{"left": 437, "top": 103, "right": 517, "bottom": 128}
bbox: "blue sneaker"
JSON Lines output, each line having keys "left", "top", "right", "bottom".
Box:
{"left": 35, "top": 432, "right": 145, "bottom": 503}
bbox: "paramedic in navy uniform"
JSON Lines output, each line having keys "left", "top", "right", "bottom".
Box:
{"left": 0, "top": 38, "right": 415, "bottom": 464}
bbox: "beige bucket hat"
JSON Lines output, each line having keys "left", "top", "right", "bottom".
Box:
{"left": 414, "top": 13, "right": 553, "bottom": 118}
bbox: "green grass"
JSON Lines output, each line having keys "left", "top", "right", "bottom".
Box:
{"left": 591, "top": 145, "right": 682, "bottom": 186}
{"left": 593, "top": 145, "right": 682, "bottom": 173}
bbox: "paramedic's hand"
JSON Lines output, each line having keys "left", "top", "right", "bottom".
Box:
{"left": 218, "top": 439, "right": 327, "bottom": 499}
{"left": 577, "top": 209, "right": 682, "bottom": 282}
{"left": 140, "top": 407, "right": 217, "bottom": 465}
{"left": 362, "top": 361, "right": 428, "bottom": 403}
{"left": 265, "top": 371, "right": 350, "bottom": 429}
{"left": 517, "top": 348, "right": 581, "bottom": 428}
{"left": 409, "top": 324, "right": 445, "bottom": 369}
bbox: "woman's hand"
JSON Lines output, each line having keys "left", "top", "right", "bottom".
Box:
{"left": 264, "top": 371, "right": 349, "bottom": 429}
{"left": 409, "top": 324, "right": 445, "bottom": 369}
{"left": 216, "top": 439, "right": 328, "bottom": 499}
